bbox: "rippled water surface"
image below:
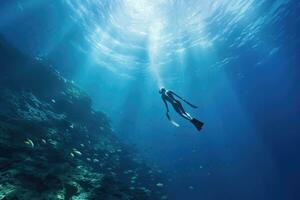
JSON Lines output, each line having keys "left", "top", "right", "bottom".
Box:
{"left": 64, "top": 0, "right": 292, "bottom": 79}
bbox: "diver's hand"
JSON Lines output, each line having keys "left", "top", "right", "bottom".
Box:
{"left": 165, "top": 112, "right": 180, "bottom": 127}
{"left": 191, "top": 105, "right": 198, "bottom": 109}
{"left": 166, "top": 112, "right": 170, "bottom": 119}
{"left": 184, "top": 99, "right": 198, "bottom": 109}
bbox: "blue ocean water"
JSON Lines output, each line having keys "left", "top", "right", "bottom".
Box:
{"left": 1, "top": 0, "right": 300, "bottom": 199}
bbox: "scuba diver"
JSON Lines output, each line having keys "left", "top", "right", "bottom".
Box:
{"left": 159, "top": 87, "right": 204, "bottom": 131}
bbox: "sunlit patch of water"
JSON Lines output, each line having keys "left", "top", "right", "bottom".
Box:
{"left": 64, "top": 0, "right": 290, "bottom": 82}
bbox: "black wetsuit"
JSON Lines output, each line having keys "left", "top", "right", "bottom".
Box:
{"left": 161, "top": 90, "right": 192, "bottom": 120}
{"left": 161, "top": 90, "right": 204, "bottom": 131}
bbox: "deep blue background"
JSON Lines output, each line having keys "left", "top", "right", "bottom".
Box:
{"left": 1, "top": 0, "right": 300, "bottom": 199}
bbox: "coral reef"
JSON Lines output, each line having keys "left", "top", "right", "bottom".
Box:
{"left": 0, "top": 37, "right": 166, "bottom": 200}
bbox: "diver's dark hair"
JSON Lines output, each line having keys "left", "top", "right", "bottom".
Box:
{"left": 159, "top": 87, "right": 166, "bottom": 94}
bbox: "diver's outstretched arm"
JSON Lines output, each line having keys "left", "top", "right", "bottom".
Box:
{"left": 162, "top": 97, "right": 169, "bottom": 113}
{"left": 166, "top": 111, "right": 180, "bottom": 127}
{"left": 169, "top": 91, "right": 198, "bottom": 109}
{"left": 162, "top": 97, "right": 179, "bottom": 127}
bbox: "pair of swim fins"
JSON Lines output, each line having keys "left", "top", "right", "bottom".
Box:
{"left": 191, "top": 118, "right": 204, "bottom": 131}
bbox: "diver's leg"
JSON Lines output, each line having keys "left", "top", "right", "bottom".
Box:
{"left": 183, "top": 111, "right": 193, "bottom": 120}
{"left": 174, "top": 103, "right": 192, "bottom": 121}
{"left": 177, "top": 103, "right": 193, "bottom": 120}
{"left": 173, "top": 103, "right": 204, "bottom": 131}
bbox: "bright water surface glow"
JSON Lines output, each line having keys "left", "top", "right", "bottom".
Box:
{"left": 64, "top": 0, "right": 290, "bottom": 86}
{"left": 65, "top": 0, "right": 217, "bottom": 85}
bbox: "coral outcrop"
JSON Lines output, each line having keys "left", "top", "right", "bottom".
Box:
{"left": 0, "top": 37, "right": 166, "bottom": 200}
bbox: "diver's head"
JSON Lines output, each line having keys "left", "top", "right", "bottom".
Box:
{"left": 159, "top": 87, "right": 166, "bottom": 94}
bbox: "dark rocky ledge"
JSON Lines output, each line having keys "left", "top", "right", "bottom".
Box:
{"left": 0, "top": 36, "right": 167, "bottom": 200}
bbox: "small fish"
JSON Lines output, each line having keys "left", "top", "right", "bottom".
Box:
{"left": 41, "top": 139, "right": 47, "bottom": 144}
{"left": 189, "top": 186, "right": 194, "bottom": 190}
{"left": 73, "top": 150, "right": 82, "bottom": 156}
{"left": 51, "top": 99, "right": 56, "bottom": 103}
{"left": 93, "top": 159, "right": 99, "bottom": 163}
{"left": 24, "top": 139, "right": 34, "bottom": 148}
{"left": 70, "top": 153, "right": 75, "bottom": 157}
{"left": 156, "top": 183, "right": 164, "bottom": 187}
{"left": 86, "top": 158, "right": 91, "bottom": 162}
{"left": 48, "top": 139, "right": 58, "bottom": 146}
{"left": 80, "top": 144, "right": 85, "bottom": 147}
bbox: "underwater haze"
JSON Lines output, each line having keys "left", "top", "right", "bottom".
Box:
{"left": 1, "top": 0, "right": 300, "bottom": 200}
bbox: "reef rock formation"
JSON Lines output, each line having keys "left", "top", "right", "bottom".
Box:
{"left": 0, "top": 37, "right": 166, "bottom": 200}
